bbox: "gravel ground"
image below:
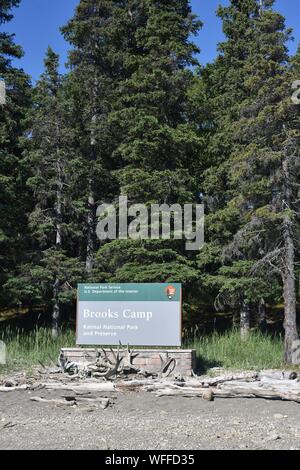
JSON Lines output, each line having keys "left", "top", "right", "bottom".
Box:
{"left": 0, "top": 388, "right": 300, "bottom": 450}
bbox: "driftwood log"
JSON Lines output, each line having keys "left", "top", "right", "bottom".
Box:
{"left": 1, "top": 370, "right": 300, "bottom": 405}
{"left": 142, "top": 371, "right": 300, "bottom": 404}
{"left": 149, "top": 385, "right": 300, "bottom": 403}
{"left": 30, "top": 395, "right": 111, "bottom": 409}
{"left": 40, "top": 382, "right": 116, "bottom": 393}
{"left": 30, "top": 396, "right": 76, "bottom": 406}
{"left": 0, "top": 384, "right": 28, "bottom": 392}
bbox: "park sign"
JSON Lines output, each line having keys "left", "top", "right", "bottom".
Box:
{"left": 77, "top": 283, "right": 182, "bottom": 347}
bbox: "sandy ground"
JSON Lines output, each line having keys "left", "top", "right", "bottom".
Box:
{"left": 0, "top": 387, "right": 300, "bottom": 450}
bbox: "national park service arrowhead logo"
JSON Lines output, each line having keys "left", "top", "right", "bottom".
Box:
{"left": 165, "top": 285, "right": 176, "bottom": 300}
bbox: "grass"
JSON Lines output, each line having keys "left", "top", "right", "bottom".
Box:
{"left": 0, "top": 326, "right": 285, "bottom": 374}
{"left": 186, "top": 329, "right": 284, "bottom": 372}
{"left": 0, "top": 326, "right": 76, "bottom": 374}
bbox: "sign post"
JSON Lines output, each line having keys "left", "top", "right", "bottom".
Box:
{"left": 77, "top": 283, "right": 182, "bottom": 347}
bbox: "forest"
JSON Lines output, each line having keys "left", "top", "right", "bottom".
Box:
{"left": 0, "top": 0, "right": 299, "bottom": 365}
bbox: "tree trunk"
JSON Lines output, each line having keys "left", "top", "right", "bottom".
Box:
{"left": 240, "top": 302, "right": 250, "bottom": 339}
{"left": 52, "top": 152, "right": 63, "bottom": 339}
{"left": 259, "top": 0, "right": 264, "bottom": 16}
{"left": 56, "top": 165, "right": 62, "bottom": 247}
{"left": 52, "top": 278, "right": 60, "bottom": 339}
{"left": 258, "top": 298, "right": 267, "bottom": 333}
{"left": 86, "top": 184, "right": 95, "bottom": 274}
{"left": 282, "top": 216, "right": 298, "bottom": 364}
{"left": 85, "top": 75, "right": 98, "bottom": 274}
{"left": 281, "top": 147, "right": 299, "bottom": 364}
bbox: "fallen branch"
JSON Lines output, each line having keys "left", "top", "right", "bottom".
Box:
{"left": 198, "top": 372, "right": 259, "bottom": 387}
{"left": 30, "top": 396, "right": 76, "bottom": 406}
{"left": 40, "top": 382, "right": 115, "bottom": 393}
{"left": 151, "top": 384, "right": 300, "bottom": 404}
{"left": 0, "top": 385, "right": 28, "bottom": 392}
{"left": 30, "top": 395, "right": 111, "bottom": 409}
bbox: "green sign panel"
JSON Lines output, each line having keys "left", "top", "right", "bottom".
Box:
{"left": 77, "top": 283, "right": 182, "bottom": 347}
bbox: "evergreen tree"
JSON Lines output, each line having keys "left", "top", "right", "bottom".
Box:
{"left": 0, "top": 0, "right": 31, "bottom": 307}
{"left": 201, "top": 0, "right": 299, "bottom": 360}
{"left": 20, "top": 48, "right": 83, "bottom": 337}
{"left": 94, "top": 0, "right": 203, "bottom": 293}
{"left": 226, "top": 1, "right": 300, "bottom": 361}
{"left": 197, "top": 0, "right": 265, "bottom": 335}
{"left": 1, "top": 0, "right": 298, "bottom": 349}
{"left": 61, "top": 0, "right": 124, "bottom": 275}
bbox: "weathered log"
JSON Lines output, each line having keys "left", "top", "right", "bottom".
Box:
{"left": 30, "top": 395, "right": 111, "bottom": 409}
{"left": 153, "top": 385, "right": 300, "bottom": 403}
{"left": 259, "top": 370, "right": 298, "bottom": 381}
{"left": 216, "top": 386, "right": 300, "bottom": 403}
{"left": 41, "top": 382, "right": 115, "bottom": 393}
{"left": 201, "top": 372, "right": 259, "bottom": 386}
{"left": 222, "top": 379, "right": 300, "bottom": 392}
{"left": 75, "top": 396, "right": 110, "bottom": 406}
{"left": 117, "top": 381, "right": 156, "bottom": 392}
{"left": 30, "top": 396, "right": 76, "bottom": 406}
{"left": 0, "top": 385, "right": 28, "bottom": 392}
{"left": 141, "top": 372, "right": 259, "bottom": 391}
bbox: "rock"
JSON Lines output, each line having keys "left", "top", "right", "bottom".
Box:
{"left": 289, "top": 372, "right": 298, "bottom": 380}
{"left": 75, "top": 406, "right": 95, "bottom": 413}
{"left": 4, "top": 380, "right": 17, "bottom": 388}
{"left": 274, "top": 414, "right": 287, "bottom": 420}
{"left": 202, "top": 390, "right": 214, "bottom": 402}
{"left": 267, "top": 433, "right": 281, "bottom": 441}
{"left": 232, "top": 419, "right": 241, "bottom": 425}
{"left": 174, "top": 376, "right": 185, "bottom": 387}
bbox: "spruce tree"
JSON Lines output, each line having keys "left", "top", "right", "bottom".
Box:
{"left": 227, "top": 1, "right": 299, "bottom": 361}
{"left": 24, "top": 48, "right": 83, "bottom": 337}
{"left": 202, "top": 0, "right": 299, "bottom": 360}
{"left": 61, "top": 0, "right": 124, "bottom": 276}
{"left": 198, "top": 0, "right": 265, "bottom": 335}
{"left": 0, "top": 0, "right": 31, "bottom": 307}
{"left": 94, "top": 0, "right": 203, "bottom": 291}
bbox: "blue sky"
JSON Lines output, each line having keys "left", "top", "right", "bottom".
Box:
{"left": 3, "top": 0, "right": 300, "bottom": 82}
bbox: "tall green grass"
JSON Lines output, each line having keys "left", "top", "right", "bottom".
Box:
{"left": 0, "top": 327, "right": 76, "bottom": 373}
{"left": 186, "top": 329, "right": 284, "bottom": 372}
{"left": 0, "top": 326, "right": 285, "bottom": 374}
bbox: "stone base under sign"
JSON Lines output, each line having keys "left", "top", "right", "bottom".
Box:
{"left": 60, "top": 348, "right": 196, "bottom": 377}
